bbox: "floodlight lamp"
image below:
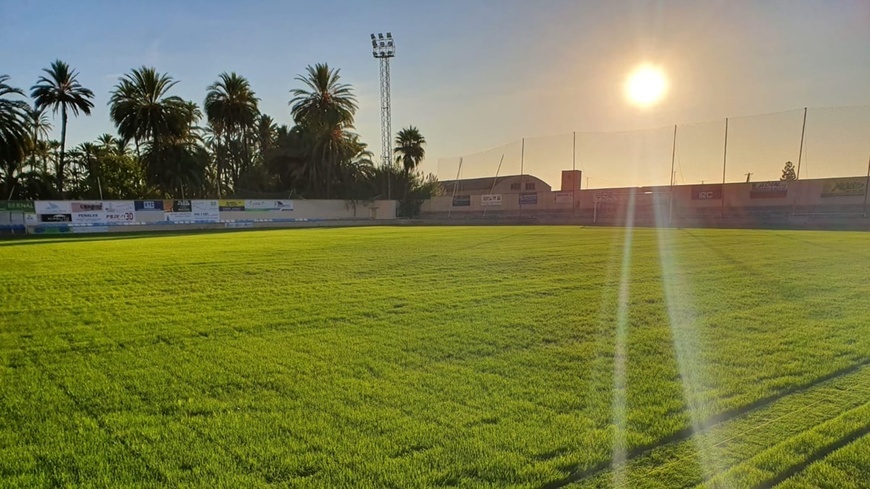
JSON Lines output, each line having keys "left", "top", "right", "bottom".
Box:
{"left": 370, "top": 33, "right": 376, "bottom": 40}
{"left": 379, "top": 33, "right": 384, "bottom": 39}
{"left": 387, "top": 32, "right": 392, "bottom": 38}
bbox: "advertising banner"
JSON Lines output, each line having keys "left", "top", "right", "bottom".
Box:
{"left": 519, "top": 193, "right": 538, "bottom": 205}
{"left": 24, "top": 213, "right": 38, "bottom": 224}
{"left": 35, "top": 201, "right": 72, "bottom": 214}
{"left": 219, "top": 199, "right": 246, "bottom": 211}
{"left": 192, "top": 200, "right": 219, "bottom": 222}
{"left": 0, "top": 201, "right": 35, "bottom": 212}
{"left": 481, "top": 194, "right": 502, "bottom": 206}
{"left": 691, "top": 185, "right": 723, "bottom": 200}
{"left": 245, "top": 200, "right": 294, "bottom": 211}
{"left": 554, "top": 192, "right": 574, "bottom": 204}
{"left": 163, "top": 200, "right": 195, "bottom": 222}
{"left": 40, "top": 213, "right": 71, "bottom": 222}
{"left": 821, "top": 178, "right": 866, "bottom": 197}
{"left": 452, "top": 195, "right": 471, "bottom": 207}
{"left": 750, "top": 181, "right": 789, "bottom": 199}
{"left": 71, "top": 201, "right": 103, "bottom": 213}
{"left": 104, "top": 201, "right": 136, "bottom": 224}
{"left": 71, "top": 211, "right": 106, "bottom": 224}
{"left": 164, "top": 200, "right": 192, "bottom": 213}
{"left": 134, "top": 200, "right": 164, "bottom": 211}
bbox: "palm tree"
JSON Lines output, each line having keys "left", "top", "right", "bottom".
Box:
{"left": 1, "top": 75, "right": 31, "bottom": 185}
{"left": 109, "top": 67, "right": 189, "bottom": 150}
{"left": 27, "top": 105, "right": 53, "bottom": 172}
{"left": 205, "top": 72, "right": 259, "bottom": 195}
{"left": 110, "top": 67, "right": 200, "bottom": 197}
{"left": 289, "top": 63, "right": 357, "bottom": 129}
{"left": 394, "top": 126, "right": 426, "bottom": 174}
{"left": 394, "top": 126, "right": 426, "bottom": 200}
{"left": 288, "top": 64, "right": 359, "bottom": 198}
{"left": 254, "top": 114, "right": 278, "bottom": 160}
{"left": 31, "top": 60, "right": 95, "bottom": 194}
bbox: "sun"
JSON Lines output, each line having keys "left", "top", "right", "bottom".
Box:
{"left": 625, "top": 64, "right": 668, "bottom": 107}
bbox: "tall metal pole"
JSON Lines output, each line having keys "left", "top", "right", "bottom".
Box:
{"left": 796, "top": 107, "right": 808, "bottom": 180}
{"left": 572, "top": 131, "right": 577, "bottom": 215}
{"left": 863, "top": 154, "right": 870, "bottom": 217}
{"left": 520, "top": 138, "right": 525, "bottom": 217}
{"left": 483, "top": 154, "right": 505, "bottom": 218}
{"left": 370, "top": 33, "right": 396, "bottom": 199}
{"left": 791, "top": 109, "right": 807, "bottom": 214}
{"left": 721, "top": 118, "right": 729, "bottom": 218}
{"left": 447, "top": 157, "right": 463, "bottom": 220}
{"left": 669, "top": 124, "right": 677, "bottom": 226}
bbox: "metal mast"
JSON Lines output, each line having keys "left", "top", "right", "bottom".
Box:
{"left": 371, "top": 33, "right": 396, "bottom": 179}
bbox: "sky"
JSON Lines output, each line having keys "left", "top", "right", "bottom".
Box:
{"left": 2, "top": 0, "right": 869, "bottom": 188}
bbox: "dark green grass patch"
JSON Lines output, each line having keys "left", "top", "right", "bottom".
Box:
{"left": 1, "top": 227, "right": 868, "bottom": 487}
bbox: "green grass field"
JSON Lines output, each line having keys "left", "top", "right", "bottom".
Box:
{"left": 1, "top": 226, "right": 868, "bottom": 488}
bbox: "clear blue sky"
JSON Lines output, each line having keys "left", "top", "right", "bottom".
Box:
{"left": 2, "top": 0, "right": 869, "bottom": 186}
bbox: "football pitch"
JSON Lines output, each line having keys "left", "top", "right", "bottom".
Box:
{"left": 1, "top": 226, "right": 868, "bottom": 488}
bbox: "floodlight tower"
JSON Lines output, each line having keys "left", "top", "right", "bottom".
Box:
{"left": 371, "top": 32, "right": 396, "bottom": 195}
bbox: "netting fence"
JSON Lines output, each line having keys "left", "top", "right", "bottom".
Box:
{"left": 436, "top": 106, "right": 870, "bottom": 191}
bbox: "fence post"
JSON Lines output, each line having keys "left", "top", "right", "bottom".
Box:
{"left": 669, "top": 124, "right": 677, "bottom": 226}
{"left": 447, "top": 157, "right": 463, "bottom": 220}
{"left": 864, "top": 154, "right": 870, "bottom": 218}
{"left": 483, "top": 154, "right": 504, "bottom": 218}
{"left": 796, "top": 107, "right": 807, "bottom": 180}
{"left": 721, "top": 118, "right": 729, "bottom": 218}
{"left": 572, "top": 131, "right": 577, "bottom": 218}
{"left": 519, "top": 138, "right": 525, "bottom": 218}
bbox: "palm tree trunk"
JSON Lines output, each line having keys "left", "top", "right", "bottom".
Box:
{"left": 242, "top": 130, "right": 251, "bottom": 181}
{"left": 225, "top": 132, "right": 234, "bottom": 195}
{"left": 31, "top": 121, "right": 38, "bottom": 173}
{"left": 58, "top": 105, "right": 67, "bottom": 196}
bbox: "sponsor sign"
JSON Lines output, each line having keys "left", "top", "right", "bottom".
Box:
{"left": 481, "top": 194, "right": 502, "bottom": 206}
{"left": 0, "top": 201, "right": 35, "bottom": 212}
{"left": 452, "top": 195, "right": 471, "bottom": 207}
{"left": 519, "top": 192, "right": 538, "bottom": 205}
{"left": 35, "top": 201, "right": 72, "bottom": 214}
{"left": 821, "top": 178, "right": 866, "bottom": 197}
{"left": 71, "top": 201, "right": 103, "bottom": 213}
{"left": 24, "top": 213, "right": 38, "bottom": 224}
{"left": 104, "top": 201, "right": 136, "bottom": 224}
{"left": 134, "top": 200, "right": 164, "bottom": 211}
{"left": 164, "top": 200, "right": 192, "bottom": 213}
{"left": 691, "top": 185, "right": 723, "bottom": 200}
{"left": 164, "top": 200, "right": 198, "bottom": 222}
{"left": 245, "top": 200, "right": 294, "bottom": 211}
{"left": 750, "top": 181, "right": 789, "bottom": 199}
{"left": 225, "top": 222, "right": 254, "bottom": 229}
{"left": 192, "top": 200, "right": 219, "bottom": 222}
{"left": 40, "top": 213, "right": 71, "bottom": 222}
{"left": 554, "top": 192, "right": 574, "bottom": 204}
{"left": 72, "top": 211, "right": 106, "bottom": 224}
{"left": 219, "top": 199, "right": 246, "bottom": 211}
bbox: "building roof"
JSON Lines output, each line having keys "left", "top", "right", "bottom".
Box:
{"left": 439, "top": 174, "right": 548, "bottom": 193}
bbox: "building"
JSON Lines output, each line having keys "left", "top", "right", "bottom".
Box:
{"left": 439, "top": 174, "right": 552, "bottom": 196}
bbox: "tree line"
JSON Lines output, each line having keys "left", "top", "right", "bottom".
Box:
{"left": 1, "top": 60, "right": 437, "bottom": 215}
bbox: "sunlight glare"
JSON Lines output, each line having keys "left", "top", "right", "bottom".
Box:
{"left": 625, "top": 64, "right": 668, "bottom": 107}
